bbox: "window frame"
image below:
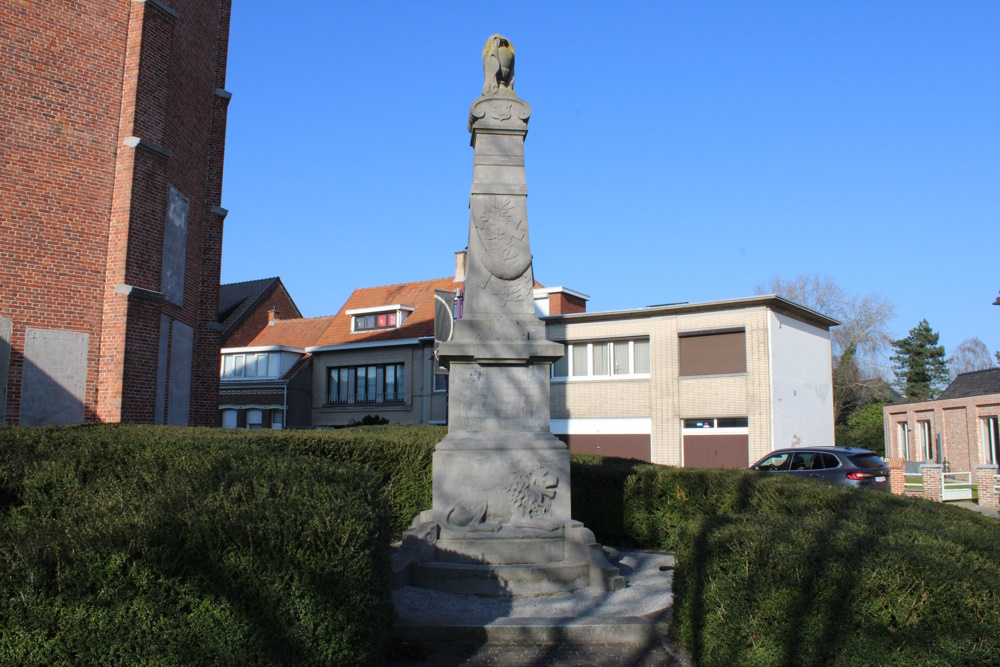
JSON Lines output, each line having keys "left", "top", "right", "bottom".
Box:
{"left": 326, "top": 363, "right": 405, "bottom": 405}
{"left": 982, "top": 416, "right": 999, "bottom": 466}
{"left": 552, "top": 338, "right": 651, "bottom": 382}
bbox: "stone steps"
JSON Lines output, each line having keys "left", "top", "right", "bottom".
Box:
{"left": 412, "top": 560, "right": 590, "bottom": 597}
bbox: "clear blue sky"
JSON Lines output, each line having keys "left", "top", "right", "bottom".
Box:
{"left": 221, "top": 2, "right": 999, "bottom": 362}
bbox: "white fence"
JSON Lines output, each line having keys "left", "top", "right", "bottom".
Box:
{"left": 942, "top": 472, "right": 973, "bottom": 501}
{"left": 903, "top": 473, "right": 922, "bottom": 493}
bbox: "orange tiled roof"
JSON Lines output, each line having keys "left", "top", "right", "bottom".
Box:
{"left": 312, "top": 276, "right": 462, "bottom": 348}
{"left": 244, "top": 275, "right": 544, "bottom": 350}
{"left": 246, "top": 315, "right": 337, "bottom": 348}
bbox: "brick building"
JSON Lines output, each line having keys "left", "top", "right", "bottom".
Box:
{"left": 883, "top": 369, "right": 1000, "bottom": 473}
{"left": 218, "top": 277, "right": 302, "bottom": 347}
{"left": 1, "top": 0, "right": 233, "bottom": 426}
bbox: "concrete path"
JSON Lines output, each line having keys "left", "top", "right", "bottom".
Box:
{"left": 953, "top": 500, "right": 999, "bottom": 518}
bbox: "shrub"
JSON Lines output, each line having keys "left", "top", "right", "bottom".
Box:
{"left": 0, "top": 425, "right": 394, "bottom": 666}
{"left": 607, "top": 462, "right": 1000, "bottom": 667}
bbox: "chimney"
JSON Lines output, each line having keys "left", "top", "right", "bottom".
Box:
{"left": 455, "top": 250, "right": 467, "bottom": 282}
{"left": 268, "top": 307, "right": 279, "bottom": 325}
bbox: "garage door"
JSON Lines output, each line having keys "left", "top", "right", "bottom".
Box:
{"left": 683, "top": 434, "right": 749, "bottom": 469}
{"left": 555, "top": 434, "right": 651, "bottom": 462}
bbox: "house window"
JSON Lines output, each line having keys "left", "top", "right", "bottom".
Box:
{"left": 247, "top": 409, "right": 263, "bottom": 429}
{"left": 221, "top": 409, "right": 237, "bottom": 429}
{"left": 897, "top": 422, "right": 909, "bottom": 461}
{"left": 271, "top": 409, "right": 284, "bottom": 430}
{"left": 679, "top": 330, "right": 746, "bottom": 376}
{"left": 327, "top": 363, "right": 405, "bottom": 404}
{"left": 682, "top": 417, "right": 749, "bottom": 430}
{"left": 221, "top": 352, "right": 280, "bottom": 378}
{"left": 982, "top": 416, "right": 999, "bottom": 465}
{"left": 918, "top": 420, "right": 933, "bottom": 461}
{"left": 434, "top": 374, "right": 448, "bottom": 392}
{"left": 553, "top": 339, "right": 651, "bottom": 379}
{"left": 354, "top": 311, "right": 404, "bottom": 332}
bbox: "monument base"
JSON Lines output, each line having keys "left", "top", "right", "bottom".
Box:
{"left": 394, "top": 516, "right": 625, "bottom": 597}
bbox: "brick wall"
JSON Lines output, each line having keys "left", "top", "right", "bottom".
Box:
{"left": 884, "top": 394, "right": 1000, "bottom": 473}
{"left": 225, "top": 284, "right": 302, "bottom": 348}
{"left": 2, "top": 0, "right": 232, "bottom": 426}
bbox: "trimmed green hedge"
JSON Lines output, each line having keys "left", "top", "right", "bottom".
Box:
{"left": 570, "top": 458, "right": 1000, "bottom": 667}
{"left": 5, "top": 425, "right": 999, "bottom": 666}
{"left": 0, "top": 425, "right": 395, "bottom": 666}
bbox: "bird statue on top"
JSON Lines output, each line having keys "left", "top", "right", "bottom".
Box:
{"left": 482, "top": 34, "right": 515, "bottom": 97}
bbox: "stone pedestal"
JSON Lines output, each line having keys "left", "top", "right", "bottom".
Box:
{"left": 393, "top": 36, "right": 624, "bottom": 596}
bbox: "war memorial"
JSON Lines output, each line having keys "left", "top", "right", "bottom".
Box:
{"left": 393, "top": 35, "right": 626, "bottom": 597}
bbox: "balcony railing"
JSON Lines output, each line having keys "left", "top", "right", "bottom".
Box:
{"left": 325, "top": 391, "right": 404, "bottom": 406}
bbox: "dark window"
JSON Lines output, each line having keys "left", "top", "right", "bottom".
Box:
{"left": 790, "top": 452, "right": 815, "bottom": 471}
{"left": 327, "top": 363, "right": 404, "bottom": 404}
{"left": 354, "top": 312, "right": 399, "bottom": 331}
{"left": 717, "top": 417, "right": 749, "bottom": 428}
{"left": 848, "top": 454, "right": 886, "bottom": 469}
{"left": 822, "top": 453, "right": 841, "bottom": 469}
{"left": 679, "top": 330, "right": 746, "bottom": 376}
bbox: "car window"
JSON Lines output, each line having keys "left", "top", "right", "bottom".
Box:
{"left": 757, "top": 453, "right": 790, "bottom": 471}
{"left": 790, "top": 453, "right": 815, "bottom": 471}
{"left": 822, "top": 453, "right": 841, "bottom": 469}
{"left": 848, "top": 454, "right": 886, "bottom": 469}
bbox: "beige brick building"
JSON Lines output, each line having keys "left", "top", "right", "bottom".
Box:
{"left": 545, "top": 297, "right": 838, "bottom": 467}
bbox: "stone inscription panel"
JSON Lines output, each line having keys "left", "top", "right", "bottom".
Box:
{"left": 161, "top": 184, "right": 190, "bottom": 307}
{"left": 449, "top": 363, "right": 549, "bottom": 432}
{"left": 0, "top": 316, "right": 11, "bottom": 423}
{"left": 21, "top": 328, "right": 88, "bottom": 426}
{"left": 167, "top": 321, "right": 193, "bottom": 425}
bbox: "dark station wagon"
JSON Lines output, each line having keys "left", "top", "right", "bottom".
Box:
{"left": 750, "top": 446, "right": 891, "bottom": 492}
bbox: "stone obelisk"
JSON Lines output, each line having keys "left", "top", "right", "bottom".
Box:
{"left": 395, "top": 35, "right": 623, "bottom": 596}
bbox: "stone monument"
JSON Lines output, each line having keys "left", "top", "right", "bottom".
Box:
{"left": 394, "top": 35, "right": 625, "bottom": 596}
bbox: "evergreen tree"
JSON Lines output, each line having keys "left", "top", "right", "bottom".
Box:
{"left": 890, "top": 319, "right": 950, "bottom": 400}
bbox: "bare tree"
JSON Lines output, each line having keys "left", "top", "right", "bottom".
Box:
{"left": 948, "top": 337, "right": 997, "bottom": 379}
{"left": 754, "top": 274, "right": 896, "bottom": 420}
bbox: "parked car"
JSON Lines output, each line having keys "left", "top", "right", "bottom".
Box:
{"left": 750, "top": 446, "right": 890, "bottom": 492}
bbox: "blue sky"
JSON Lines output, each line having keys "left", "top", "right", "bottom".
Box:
{"left": 221, "top": 2, "right": 999, "bottom": 363}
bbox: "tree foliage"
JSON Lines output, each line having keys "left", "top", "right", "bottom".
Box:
{"left": 754, "top": 274, "right": 896, "bottom": 420}
{"left": 891, "top": 319, "right": 950, "bottom": 400}
{"left": 947, "top": 337, "right": 998, "bottom": 378}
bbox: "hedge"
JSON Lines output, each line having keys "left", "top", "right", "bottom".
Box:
{"left": 0, "top": 425, "right": 395, "bottom": 666}
{"left": 571, "top": 459, "right": 1000, "bottom": 667}
{"left": 5, "top": 425, "right": 1000, "bottom": 666}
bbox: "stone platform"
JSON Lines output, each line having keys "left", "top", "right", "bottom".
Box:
{"left": 393, "top": 550, "right": 675, "bottom": 645}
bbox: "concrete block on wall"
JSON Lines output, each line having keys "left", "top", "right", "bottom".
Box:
{"left": 161, "top": 185, "right": 190, "bottom": 307}
{"left": 21, "top": 328, "right": 88, "bottom": 426}
{"left": 0, "top": 316, "right": 11, "bottom": 423}
{"left": 167, "top": 321, "right": 193, "bottom": 425}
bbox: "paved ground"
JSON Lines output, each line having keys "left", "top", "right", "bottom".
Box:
{"left": 954, "top": 500, "right": 999, "bottom": 518}
{"left": 391, "top": 550, "right": 692, "bottom": 666}
{"left": 385, "top": 638, "right": 692, "bottom": 667}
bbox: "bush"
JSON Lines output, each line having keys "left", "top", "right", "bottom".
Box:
{"left": 836, "top": 402, "right": 887, "bottom": 456}
{"left": 596, "top": 461, "right": 1000, "bottom": 667}
{"left": 0, "top": 425, "right": 395, "bottom": 666}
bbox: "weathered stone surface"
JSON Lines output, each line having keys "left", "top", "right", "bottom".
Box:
{"left": 161, "top": 185, "right": 190, "bottom": 307}
{"left": 433, "top": 447, "right": 570, "bottom": 531}
{"left": 167, "top": 320, "right": 193, "bottom": 425}
{"left": 0, "top": 316, "right": 11, "bottom": 423}
{"left": 396, "top": 34, "right": 622, "bottom": 597}
{"left": 20, "top": 328, "right": 88, "bottom": 426}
